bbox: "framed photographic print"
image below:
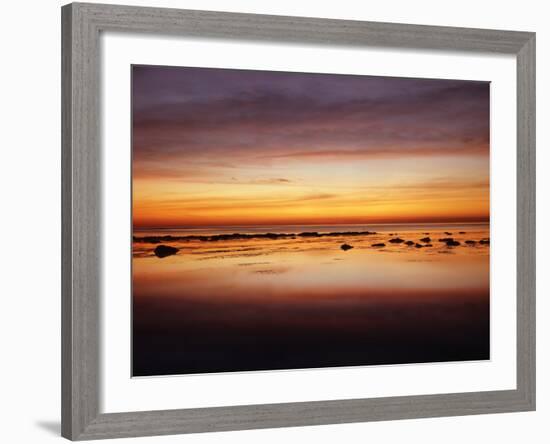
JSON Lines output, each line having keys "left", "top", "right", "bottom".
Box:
{"left": 61, "top": 2, "right": 536, "bottom": 440}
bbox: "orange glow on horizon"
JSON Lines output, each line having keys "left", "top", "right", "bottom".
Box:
{"left": 132, "top": 153, "right": 489, "bottom": 228}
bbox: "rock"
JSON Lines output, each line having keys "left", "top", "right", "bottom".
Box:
{"left": 424, "top": 244, "right": 433, "bottom": 247}
{"left": 134, "top": 236, "right": 161, "bottom": 244}
{"left": 405, "top": 240, "right": 415, "bottom": 246}
{"left": 135, "top": 230, "right": 380, "bottom": 244}
{"left": 479, "top": 238, "right": 490, "bottom": 245}
{"left": 327, "top": 231, "right": 376, "bottom": 236}
{"left": 420, "top": 237, "right": 431, "bottom": 243}
{"left": 423, "top": 232, "right": 430, "bottom": 235}
{"left": 465, "top": 240, "right": 476, "bottom": 245}
{"left": 371, "top": 243, "right": 385, "bottom": 247}
{"left": 415, "top": 243, "right": 423, "bottom": 248}
{"left": 459, "top": 231, "right": 466, "bottom": 234}
{"left": 389, "top": 238, "right": 405, "bottom": 243}
{"left": 444, "top": 232, "right": 453, "bottom": 235}
{"left": 438, "top": 237, "right": 455, "bottom": 242}
{"left": 445, "top": 240, "right": 460, "bottom": 247}
{"left": 340, "top": 243, "right": 353, "bottom": 251}
{"left": 153, "top": 245, "right": 179, "bottom": 258}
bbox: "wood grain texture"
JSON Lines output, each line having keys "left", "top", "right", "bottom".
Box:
{"left": 76, "top": 390, "right": 532, "bottom": 440}
{"left": 516, "top": 34, "right": 536, "bottom": 409}
{"left": 62, "top": 3, "right": 101, "bottom": 440}
{"left": 75, "top": 2, "right": 532, "bottom": 53}
{"left": 61, "top": 2, "right": 536, "bottom": 440}
{"left": 61, "top": 4, "right": 74, "bottom": 438}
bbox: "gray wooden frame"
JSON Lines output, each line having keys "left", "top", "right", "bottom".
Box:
{"left": 61, "top": 2, "right": 536, "bottom": 440}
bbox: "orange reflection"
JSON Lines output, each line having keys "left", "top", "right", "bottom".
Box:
{"left": 132, "top": 224, "right": 490, "bottom": 376}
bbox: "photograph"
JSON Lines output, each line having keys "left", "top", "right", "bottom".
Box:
{"left": 131, "top": 65, "right": 491, "bottom": 377}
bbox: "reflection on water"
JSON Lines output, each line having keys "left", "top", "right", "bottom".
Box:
{"left": 132, "top": 223, "right": 490, "bottom": 376}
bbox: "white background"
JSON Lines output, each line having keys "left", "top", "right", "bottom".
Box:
{"left": 101, "top": 33, "right": 517, "bottom": 413}
{"left": 0, "top": 0, "right": 546, "bottom": 443}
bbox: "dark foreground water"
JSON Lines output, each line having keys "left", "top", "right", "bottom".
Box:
{"left": 132, "top": 223, "right": 490, "bottom": 376}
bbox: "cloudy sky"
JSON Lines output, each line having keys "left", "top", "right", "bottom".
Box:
{"left": 132, "top": 65, "right": 489, "bottom": 228}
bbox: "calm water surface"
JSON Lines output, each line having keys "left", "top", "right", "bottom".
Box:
{"left": 132, "top": 223, "right": 490, "bottom": 376}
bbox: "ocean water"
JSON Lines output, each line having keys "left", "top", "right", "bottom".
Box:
{"left": 132, "top": 223, "right": 490, "bottom": 376}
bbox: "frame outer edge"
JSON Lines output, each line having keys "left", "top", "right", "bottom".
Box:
{"left": 61, "top": 2, "right": 74, "bottom": 440}
{"left": 76, "top": 2, "right": 531, "bottom": 53}
{"left": 516, "top": 34, "right": 536, "bottom": 410}
{"left": 76, "top": 390, "right": 527, "bottom": 440}
{"left": 62, "top": 2, "right": 102, "bottom": 440}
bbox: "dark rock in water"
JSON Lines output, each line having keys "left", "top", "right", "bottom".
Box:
{"left": 299, "top": 232, "right": 320, "bottom": 237}
{"left": 445, "top": 240, "right": 460, "bottom": 247}
{"left": 135, "top": 230, "right": 380, "bottom": 244}
{"left": 438, "top": 237, "right": 455, "bottom": 242}
{"left": 424, "top": 244, "right": 433, "bottom": 247}
{"left": 459, "top": 231, "right": 466, "bottom": 234}
{"left": 420, "top": 237, "right": 431, "bottom": 243}
{"left": 405, "top": 240, "right": 415, "bottom": 246}
{"left": 444, "top": 232, "right": 453, "bottom": 235}
{"left": 423, "top": 232, "right": 430, "bottom": 235}
{"left": 415, "top": 243, "right": 423, "bottom": 248}
{"left": 340, "top": 243, "right": 353, "bottom": 251}
{"left": 479, "top": 238, "right": 490, "bottom": 245}
{"left": 389, "top": 238, "right": 405, "bottom": 243}
{"left": 371, "top": 243, "right": 385, "bottom": 247}
{"left": 327, "top": 230, "right": 376, "bottom": 236}
{"left": 139, "top": 237, "right": 161, "bottom": 244}
{"left": 465, "top": 240, "right": 477, "bottom": 245}
{"left": 154, "top": 245, "right": 179, "bottom": 258}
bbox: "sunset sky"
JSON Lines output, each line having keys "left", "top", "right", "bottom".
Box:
{"left": 132, "top": 65, "right": 489, "bottom": 228}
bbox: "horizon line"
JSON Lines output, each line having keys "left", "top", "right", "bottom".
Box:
{"left": 133, "top": 219, "right": 490, "bottom": 230}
